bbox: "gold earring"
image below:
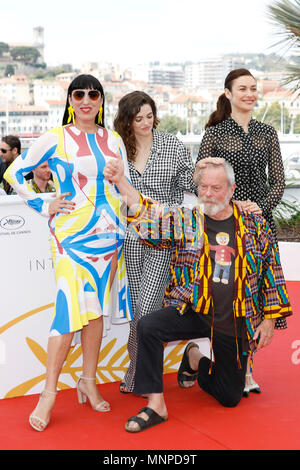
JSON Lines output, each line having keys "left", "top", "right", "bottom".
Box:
{"left": 67, "top": 105, "right": 75, "bottom": 124}
{"left": 98, "top": 106, "right": 103, "bottom": 125}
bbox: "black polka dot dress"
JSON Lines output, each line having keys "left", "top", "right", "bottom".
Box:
{"left": 197, "top": 117, "right": 286, "bottom": 329}
{"left": 196, "top": 117, "right": 285, "bottom": 237}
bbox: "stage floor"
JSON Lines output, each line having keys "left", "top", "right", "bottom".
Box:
{"left": 0, "top": 281, "right": 299, "bottom": 453}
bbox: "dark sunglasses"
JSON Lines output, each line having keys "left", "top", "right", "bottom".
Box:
{"left": 0, "top": 148, "right": 11, "bottom": 154}
{"left": 72, "top": 89, "right": 101, "bottom": 101}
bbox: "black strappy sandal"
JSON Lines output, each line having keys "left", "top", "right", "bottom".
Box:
{"left": 177, "top": 342, "right": 199, "bottom": 388}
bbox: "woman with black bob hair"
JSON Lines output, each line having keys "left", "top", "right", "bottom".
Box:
{"left": 5, "top": 74, "right": 133, "bottom": 431}
{"left": 62, "top": 74, "right": 106, "bottom": 126}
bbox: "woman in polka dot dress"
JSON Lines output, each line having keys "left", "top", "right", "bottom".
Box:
{"left": 195, "top": 68, "right": 286, "bottom": 396}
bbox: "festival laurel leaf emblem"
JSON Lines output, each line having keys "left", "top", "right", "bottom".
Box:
{"left": 3, "top": 304, "right": 187, "bottom": 398}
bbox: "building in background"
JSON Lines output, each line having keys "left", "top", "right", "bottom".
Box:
{"left": 32, "top": 79, "right": 68, "bottom": 106}
{"left": 0, "top": 75, "right": 31, "bottom": 105}
{"left": 0, "top": 104, "right": 48, "bottom": 137}
{"left": 184, "top": 56, "right": 244, "bottom": 90}
{"left": 0, "top": 28, "right": 299, "bottom": 142}
{"left": 148, "top": 64, "right": 184, "bottom": 88}
{"left": 33, "top": 26, "right": 45, "bottom": 64}
{"left": 169, "top": 93, "right": 210, "bottom": 133}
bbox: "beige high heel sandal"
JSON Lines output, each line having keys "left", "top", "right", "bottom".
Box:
{"left": 29, "top": 389, "right": 57, "bottom": 432}
{"left": 76, "top": 376, "right": 110, "bottom": 412}
{"left": 243, "top": 374, "right": 261, "bottom": 397}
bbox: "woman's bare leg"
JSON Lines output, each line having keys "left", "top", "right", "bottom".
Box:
{"left": 30, "top": 332, "right": 74, "bottom": 430}
{"left": 79, "top": 317, "right": 110, "bottom": 409}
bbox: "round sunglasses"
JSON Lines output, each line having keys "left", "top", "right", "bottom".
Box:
{"left": 72, "top": 89, "right": 101, "bottom": 101}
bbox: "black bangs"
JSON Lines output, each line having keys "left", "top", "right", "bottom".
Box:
{"left": 68, "top": 74, "right": 104, "bottom": 95}
{"left": 62, "top": 74, "right": 106, "bottom": 127}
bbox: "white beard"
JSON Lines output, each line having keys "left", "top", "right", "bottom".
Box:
{"left": 199, "top": 195, "right": 230, "bottom": 217}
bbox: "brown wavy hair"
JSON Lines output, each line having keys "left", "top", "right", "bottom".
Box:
{"left": 114, "top": 91, "right": 159, "bottom": 161}
{"left": 205, "top": 68, "right": 255, "bottom": 129}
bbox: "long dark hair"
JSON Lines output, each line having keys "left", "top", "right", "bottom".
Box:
{"left": 62, "top": 74, "right": 105, "bottom": 127}
{"left": 205, "top": 68, "right": 255, "bottom": 129}
{"left": 114, "top": 91, "right": 159, "bottom": 161}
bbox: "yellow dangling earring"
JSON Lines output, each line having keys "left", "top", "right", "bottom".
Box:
{"left": 98, "top": 106, "right": 103, "bottom": 125}
{"left": 67, "top": 105, "right": 75, "bottom": 124}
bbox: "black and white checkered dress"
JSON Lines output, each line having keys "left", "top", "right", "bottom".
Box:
{"left": 123, "top": 129, "right": 197, "bottom": 391}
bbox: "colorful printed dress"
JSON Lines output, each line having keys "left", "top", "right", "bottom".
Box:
{"left": 5, "top": 124, "right": 133, "bottom": 335}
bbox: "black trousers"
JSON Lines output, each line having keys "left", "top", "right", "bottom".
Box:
{"left": 134, "top": 306, "right": 248, "bottom": 407}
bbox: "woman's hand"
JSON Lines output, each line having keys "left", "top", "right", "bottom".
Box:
{"left": 193, "top": 157, "right": 225, "bottom": 183}
{"left": 48, "top": 193, "right": 75, "bottom": 216}
{"left": 233, "top": 199, "right": 262, "bottom": 215}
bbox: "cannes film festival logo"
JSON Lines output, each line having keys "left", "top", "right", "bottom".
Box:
{"left": 0, "top": 215, "right": 25, "bottom": 230}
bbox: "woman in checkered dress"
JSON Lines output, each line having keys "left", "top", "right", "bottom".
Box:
{"left": 114, "top": 91, "right": 197, "bottom": 392}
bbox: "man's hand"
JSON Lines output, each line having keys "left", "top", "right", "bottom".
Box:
{"left": 193, "top": 157, "right": 225, "bottom": 183}
{"left": 104, "top": 151, "right": 141, "bottom": 208}
{"left": 103, "top": 150, "right": 125, "bottom": 185}
{"left": 143, "top": 195, "right": 164, "bottom": 218}
{"left": 253, "top": 318, "right": 276, "bottom": 351}
{"left": 48, "top": 193, "right": 75, "bottom": 216}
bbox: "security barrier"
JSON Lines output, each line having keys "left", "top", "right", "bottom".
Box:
{"left": 0, "top": 195, "right": 211, "bottom": 399}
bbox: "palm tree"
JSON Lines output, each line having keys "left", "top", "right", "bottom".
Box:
{"left": 267, "top": 0, "right": 300, "bottom": 93}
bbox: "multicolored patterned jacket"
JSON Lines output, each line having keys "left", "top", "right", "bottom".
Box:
{"left": 126, "top": 195, "right": 292, "bottom": 355}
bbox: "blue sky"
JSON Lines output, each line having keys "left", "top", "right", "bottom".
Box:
{"left": 2, "top": 0, "right": 279, "bottom": 67}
